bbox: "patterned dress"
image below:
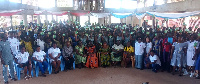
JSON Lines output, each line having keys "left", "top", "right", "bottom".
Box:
{"left": 21, "top": 40, "right": 34, "bottom": 56}
{"left": 99, "top": 47, "right": 110, "bottom": 66}
{"left": 85, "top": 46, "right": 98, "bottom": 68}
{"left": 75, "top": 45, "right": 86, "bottom": 64}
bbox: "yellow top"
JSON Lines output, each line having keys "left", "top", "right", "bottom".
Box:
{"left": 124, "top": 46, "right": 134, "bottom": 53}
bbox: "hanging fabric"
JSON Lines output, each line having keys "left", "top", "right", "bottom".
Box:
{"left": 135, "top": 13, "right": 146, "bottom": 19}
{"left": 47, "top": 11, "right": 68, "bottom": 16}
{"left": 0, "top": 9, "right": 24, "bottom": 16}
{"left": 146, "top": 11, "right": 200, "bottom": 19}
{"left": 91, "top": 13, "right": 110, "bottom": 18}
{"left": 111, "top": 13, "right": 133, "bottom": 18}
{"left": 70, "top": 12, "right": 89, "bottom": 16}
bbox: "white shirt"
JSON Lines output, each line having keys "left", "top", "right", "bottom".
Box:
{"left": 36, "top": 39, "right": 45, "bottom": 50}
{"left": 146, "top": 42, "right": 152, "bottom": 53}
{"left": 187, "top": 40, "right": 199, "bottom": 51}
{"left": 32, "top": 51, "right": 46, "bottom": 61}
{"left": 48, "top": 47, "right": 61, "bottom": 58}
{"left": 15, "top": 52, "right": 29, "bottom": 63}
{"left": 149, "top": 55, "right": 161, "bottom": 66}
{"left": 135, "top": 42, "right": 146, "bottom": 55}
{"left": 112, "top": 44, "right": 124, "bottom": 51}
{"left": 8, "top": 37, "right": 20, "bottom": 55}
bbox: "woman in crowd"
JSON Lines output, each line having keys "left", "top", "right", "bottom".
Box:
{"left": 123, "top": 42, "right": 134, "bottom": 68}
{"left": 75, "top": 41, "right": 86, "bottom": 69}
{"left": 99, "top": 42, "right": 111, "bottom": 67}
{"left": 170, "top": 36, "right": 187, "bottom": 76}
{"left": 111, "top": 40, "right": 124, "bottom": 67}
{"left": 62, "top": 41, "right": 74, "bottom": 70}
{"left": 32, "top": 45, "right": 48, "bottom": 77}
{"left": 85, "top": 40, "right": 98, "bottom": 68}
{"left": 48, "top": 42, "right": 61, "bottom": 74}
{"left": 15, "top": 46, "right": 32, "bottom": 80}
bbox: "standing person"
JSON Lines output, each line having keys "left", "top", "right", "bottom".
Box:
{"left": 62, "top": 41, "right": 74, "bottom": 71}
{"left": 32, "top": 45, "right": 48, "bottom": 77}
{"left": 111, "top": 40, "right": 124, "bottom": 67}
{"left": 195, "top": 49, "right": 200, "bottom": 79}
{"left": 146, "top": 36, "right": 152, "bottom": 56}
{"left": 15, "top": 46, "right": 32, "bottom": 80}
{"left": 162, "top": 34, "right": 175, "bottom": 72}
{"left": 170, "top": 36, "right": 187, "bottom": 76}
{"left": 8, "top": 31, "right": 20, "bottom": 56}
{"left": 185, "top": 35, "right": 199, "bottom": 77}
{"left": 99, "top": 42, "right": 111, "bottom": 67}
{"left": 48, "top": 42, "right": 61, "bottom": 74}
{"left": 135, "top": 37, "right": 146, "bottom": 70}
{"left": 75, "top": 41, "right": 86, "bottom": 69}
{"left": 0, "top": 33, "right": 17, "bottom": 84}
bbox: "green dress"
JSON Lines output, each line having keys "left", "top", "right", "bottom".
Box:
{"left": 75, "top": 45, "right": 86, "bottom": 64}
{"left": 99, "top": 47, "right": 111, "bottom": 66}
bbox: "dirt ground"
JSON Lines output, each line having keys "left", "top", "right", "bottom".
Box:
{"left": 0, "top": 66, "right": 200, "bottom": 84}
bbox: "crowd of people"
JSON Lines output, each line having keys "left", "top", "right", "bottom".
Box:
{"left": 0, "top": 21, "right": 200, "bottom": 84}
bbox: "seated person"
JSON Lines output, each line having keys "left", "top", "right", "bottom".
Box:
{"left": 99, "top": 42, "right": 111, "bottom": 67}
{"left": 62, "top": 41, "right": 74, "bottom": 70}
{"left": 123, "top": 42, "right": 134, "bottom": 68}
{"left": 15, "top": 45, "right": 32, "bottom": 80}
{"left": 149, "top": 50, "right": 161, "bottom": 73}
{"left": 33, "top": 45, "right": 48, "bottom": 77}
{"left": 75, "top": 41, "right": 86, "bottom": 69}
{"left": 48, "top": 42, "right": 61, "bottom": 74}
{"left": 85, "top": 40, "right": 98, "bottom": 68}
{"left": 111, "top": 40, "right": 124, "bottom": 67}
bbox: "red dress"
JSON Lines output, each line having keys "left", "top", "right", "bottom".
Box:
{"left": 85, "top": 46, "right": 98, "bottom": 68}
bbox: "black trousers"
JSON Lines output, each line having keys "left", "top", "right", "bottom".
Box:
{"left": 162, "top": 51, "right": 171, "bottom": 72}
{"left": 63, "top": 57, "right": 74, "bottom": 70}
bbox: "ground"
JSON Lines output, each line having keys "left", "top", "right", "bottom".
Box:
{"left": 0, "top": 66, "right": 200, "bottom": 84}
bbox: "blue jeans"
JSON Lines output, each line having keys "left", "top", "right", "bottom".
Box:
{"left": 3, "top": 60, "right": 15, "bottom": 82}
{"left": 135, "top": 55, "right": 143, "bottom": 69}
{"left": 151, "top": 64, "right": 160, "bottom": 71}
{"left": 37, "top": 61, "right": 48, "bottom": 74}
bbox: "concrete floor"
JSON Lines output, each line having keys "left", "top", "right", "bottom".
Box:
{"left": 0, "top": 67, "right": 200, "bottom": 84}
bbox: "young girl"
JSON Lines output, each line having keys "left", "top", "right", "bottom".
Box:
{"left": 15, "top": 46, "right": 32, "bottom": 80}
{"left": 170, "top": 36, "right": 187, "bottom": 76}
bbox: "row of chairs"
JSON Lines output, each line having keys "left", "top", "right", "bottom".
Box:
{"left": 14, "top": 53, "right": 75, "bottom": 80}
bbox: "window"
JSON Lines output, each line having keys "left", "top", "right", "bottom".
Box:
{"left": 90, "top": 16, "right": 98, "bottom": 25}
{"left": 80, "top": 16, "right": 89, "bottom": 27}
{"left": 57, "top": 0, "right": 73, "bottom": 7}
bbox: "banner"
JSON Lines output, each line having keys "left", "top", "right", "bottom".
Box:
{"left": 70, "top": 12, "right": 89, "bottom": 16}
{"left": 91, "top": 13, "right": 110, "bottom": 18}
{"left": 135, "top": 13, "right": 146, "bottom": 19}
{"left": 0, "top": 9, "right": 24, "bottom": 16}
{"left": 111, "top": 13, "right": 133, "bottom": 18}
{"left": 146, "top": 11, "right": 200, "bottom": 19}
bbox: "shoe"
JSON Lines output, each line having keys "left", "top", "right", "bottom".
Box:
{"left": 11, "top": 78, "right": 17, "bottom": 81}
{"left": 28, "top": 75, "right": 32, "bottom": 79}
{"left": 41, "top": 74, "right": 46, "bottom": 77}
{"left": 190, "top": 73, "right": 194, "bottom": 78}
{"left": 4, "top": 81, "right": 8, "bottom": 84}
